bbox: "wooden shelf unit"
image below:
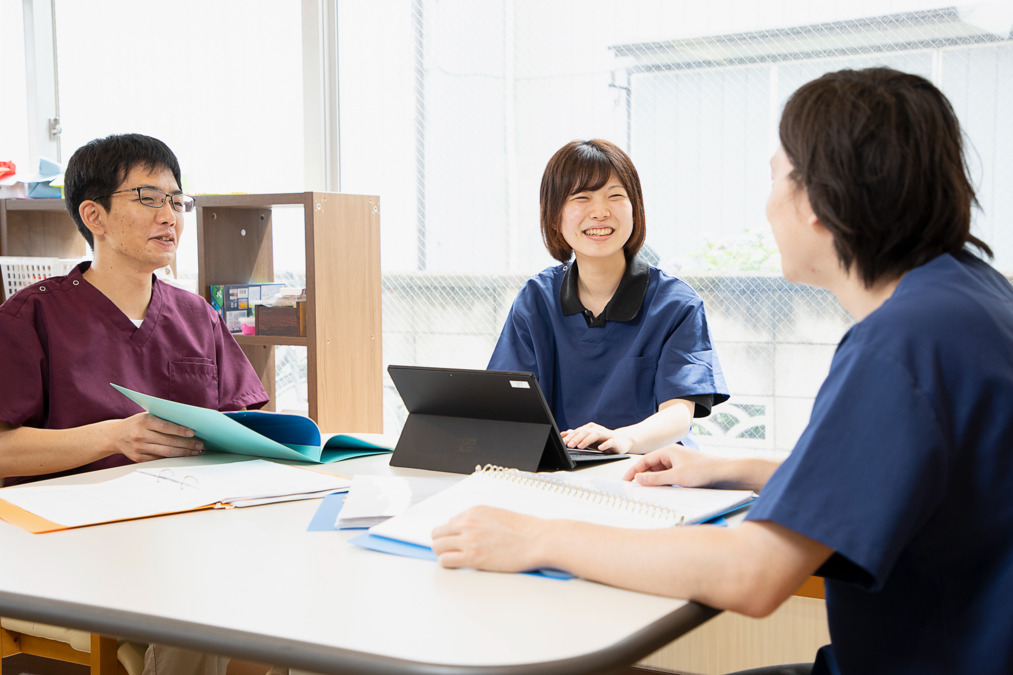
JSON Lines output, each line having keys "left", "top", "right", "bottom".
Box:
{"left": 0, "top": 193, "right": 383, "bottom": 433}
{"left": 0, "top": 198, "right": 86, "bottom": 260}
{"left": 195, "top": 192, "right": 382, "bottom": 432}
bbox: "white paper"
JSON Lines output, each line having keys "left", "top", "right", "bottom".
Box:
{"left": 336, "top": 474, "right": 460, "bottom": 528}
{"left": 0, "top": 460, "right": 351, "bottom": 528}
{"left": 135, "top": 460, "right": 351, "bottom": 503}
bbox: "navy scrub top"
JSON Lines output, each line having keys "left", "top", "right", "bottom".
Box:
{"left": 747, "top": 252, "right": 1013, "bottom": 674}
{"left": 488, "top": 255, "right": 728, "bottom": 433}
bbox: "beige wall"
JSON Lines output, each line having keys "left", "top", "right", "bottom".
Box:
{"left": 637, "top": 596, "right": 830, "bottom": 675}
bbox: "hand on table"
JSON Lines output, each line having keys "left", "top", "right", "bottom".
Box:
{"left": 432, "top": 505, "right": 547, "bottom": 573}
{"left": 621, "top": 445, "right": 724, "bottom": 487}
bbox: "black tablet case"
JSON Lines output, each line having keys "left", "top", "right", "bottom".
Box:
{"left": 387, "top": 365, "right": 580, "bottom": 474}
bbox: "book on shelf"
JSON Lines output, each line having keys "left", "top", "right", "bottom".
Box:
{"left": 0, "top": 458, "right": 352, "bottom": 533}
{"left": 364, "top": 464, "right": 756, "bottom": 551}
{"left": 112, "top": 384, "right": 393, "bottom": 464}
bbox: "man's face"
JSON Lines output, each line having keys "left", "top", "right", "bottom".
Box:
{"left": 766, "top": 146, "right": 822, "bottom": 285}
{"left": 91, "top": 164, "right": 183, "bottom": 274}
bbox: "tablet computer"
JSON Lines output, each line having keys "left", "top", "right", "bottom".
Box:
{"left": 387, "top": 365, "right": 626, "bottom": 474}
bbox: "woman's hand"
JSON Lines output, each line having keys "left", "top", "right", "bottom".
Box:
{"left": 561, "top": 423, "right": 632, "bottom": 454}
{"left": 561, "top": 400, "right": 695, "bottom": 455}
{"left": 432, "top": 505, "right": 549, "bottom": 572}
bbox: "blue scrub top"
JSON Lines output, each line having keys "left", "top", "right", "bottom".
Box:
{"left": 488, "top": 256, "right": 728, "bottom": 433}
{"left": 747, "top": 252, "right": 1013, "bottom": 674}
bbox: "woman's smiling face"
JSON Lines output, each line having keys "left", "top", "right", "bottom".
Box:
{"left": 558, "top": 172, "right": 633, "bottom": 265}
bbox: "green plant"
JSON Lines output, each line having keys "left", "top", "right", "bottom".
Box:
{"left": 689, "top": 229, "right": 780, "bottom": 273}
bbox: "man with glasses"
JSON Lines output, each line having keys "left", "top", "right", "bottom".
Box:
{"left": 0, "top": 135, "right": 269, "bottom": 672}
{"left": 0, "top": 132, "right": 268, "bottom": 485}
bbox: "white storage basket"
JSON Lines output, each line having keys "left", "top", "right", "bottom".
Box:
{"left": 0, "top": 256, "right": 80, "bottom": 301}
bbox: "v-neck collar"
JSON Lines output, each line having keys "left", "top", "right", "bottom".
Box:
{"left": 72, "top": 262, "right": 161, "bottom": 345}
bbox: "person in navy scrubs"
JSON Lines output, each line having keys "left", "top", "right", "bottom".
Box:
{"left": 435, "top": 68, "right": 1013, "bottom": 674}
{"left": 488, "top": 139, "right": 728, "bottom": 454}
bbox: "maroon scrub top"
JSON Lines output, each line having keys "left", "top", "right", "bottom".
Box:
{"left": 1, "top": 262, "right": 269, "bottom": 485}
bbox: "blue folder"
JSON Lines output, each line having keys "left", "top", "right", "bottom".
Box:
{"left": 307, "top": 495, "right": 572, "bottom": 578}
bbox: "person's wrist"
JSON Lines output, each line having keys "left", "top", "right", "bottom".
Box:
{"left": 613, "top": 426, "right": 637, "bottom": 453}
{"left": 93, "top": 418, "right": 119, "bottom": 457}
{"left": 531, "top": 519, "right": 563, "bottom": 570}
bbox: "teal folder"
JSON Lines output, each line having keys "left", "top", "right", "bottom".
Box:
{"left": 112, "top": 384, "right": 392, "bottom": 463}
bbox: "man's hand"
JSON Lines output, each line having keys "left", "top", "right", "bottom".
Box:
{"left": 622, "top": 445, "right": 727, "bottom": 487}
{"left": 107, "top": 413, "right": 204, "bottom": 462}
{"left": 622, "top": 446, "right": 780, "bottom": 492}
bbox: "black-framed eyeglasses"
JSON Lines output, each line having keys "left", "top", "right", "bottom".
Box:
{"left": 94, "top": 187, "right": 196, "bottom": 213}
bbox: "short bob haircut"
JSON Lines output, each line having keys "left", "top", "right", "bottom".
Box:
{"left": 539, "top": 139, "right": 646, "bottom": 264}
{"left": 779, "top": 67, "right": 992, "bottom": 287}
{"left": 64, "top": 134, "right": 183, "bottom": 249}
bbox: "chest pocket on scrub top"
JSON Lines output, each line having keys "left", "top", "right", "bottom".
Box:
{"left": 168, "top": 358, "right": 219, "bottom": 409}
{"left": 594, "top": 355, "right": 656, "bottom": 427}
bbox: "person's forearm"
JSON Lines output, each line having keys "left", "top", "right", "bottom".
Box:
{"left": 532, "top": 519, "right": 825, "bottom": 617}
{"left": 707, "top": 457, "right": 782, "bottom": 492}
{"left": 616, "top": 401, "right": 693, "bottom": 453}
{"left": 0, "top": 423, "right": 114, "bottom": 480}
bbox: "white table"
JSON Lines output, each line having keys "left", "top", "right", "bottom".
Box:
{"left": 0, "top": 454, "right": 718, "bottom": 674}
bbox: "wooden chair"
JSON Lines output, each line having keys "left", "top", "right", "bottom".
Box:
{"left": 1, "top": 619, "right": 145, "bottom": 675}
{"left": 793, "top": 575, "right": 826, "bottom": 599}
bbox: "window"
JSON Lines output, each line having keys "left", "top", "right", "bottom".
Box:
{"left": 13, "top": 1, "right": 1011, "bottom": 449}
{"left": 51, "top": 1, "right": 309, "bottom": 412}
{"left": 53, "top": 0, "right": 305, "bottom": 199}
{"left": 0, "top": 2, "right": 31, "bottom": 178}
{"left": 338, "top": 1, "right": 1013, "bottom": 453}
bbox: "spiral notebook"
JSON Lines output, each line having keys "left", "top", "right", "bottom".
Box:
{"left": 366, "top": 464, "right": 756, "bottom": 549}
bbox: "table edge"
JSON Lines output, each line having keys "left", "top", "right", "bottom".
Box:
{"left": 0, "top": 589, "right": 719, "bottom": 674}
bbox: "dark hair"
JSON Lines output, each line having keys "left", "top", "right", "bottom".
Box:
{"left": 63, "top": 134, "right": 183, "bottom": 248}
{"left": 539, "top": 139, "right": 646, "bottom": 263}
{"left": 779, "top": 67, "right": 991, "bottom": 287}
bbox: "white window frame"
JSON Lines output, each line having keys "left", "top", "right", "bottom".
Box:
{"left": 21, "top": 0, "right": 61, "bottom": 167}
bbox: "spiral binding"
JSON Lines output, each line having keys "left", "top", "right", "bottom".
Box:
{"left": 472, "top": 464, "right": 686, "bottom": 526}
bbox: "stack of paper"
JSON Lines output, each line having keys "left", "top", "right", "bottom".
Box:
{"left": 0, "top": 460, "right": 351, "bottom": 533}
